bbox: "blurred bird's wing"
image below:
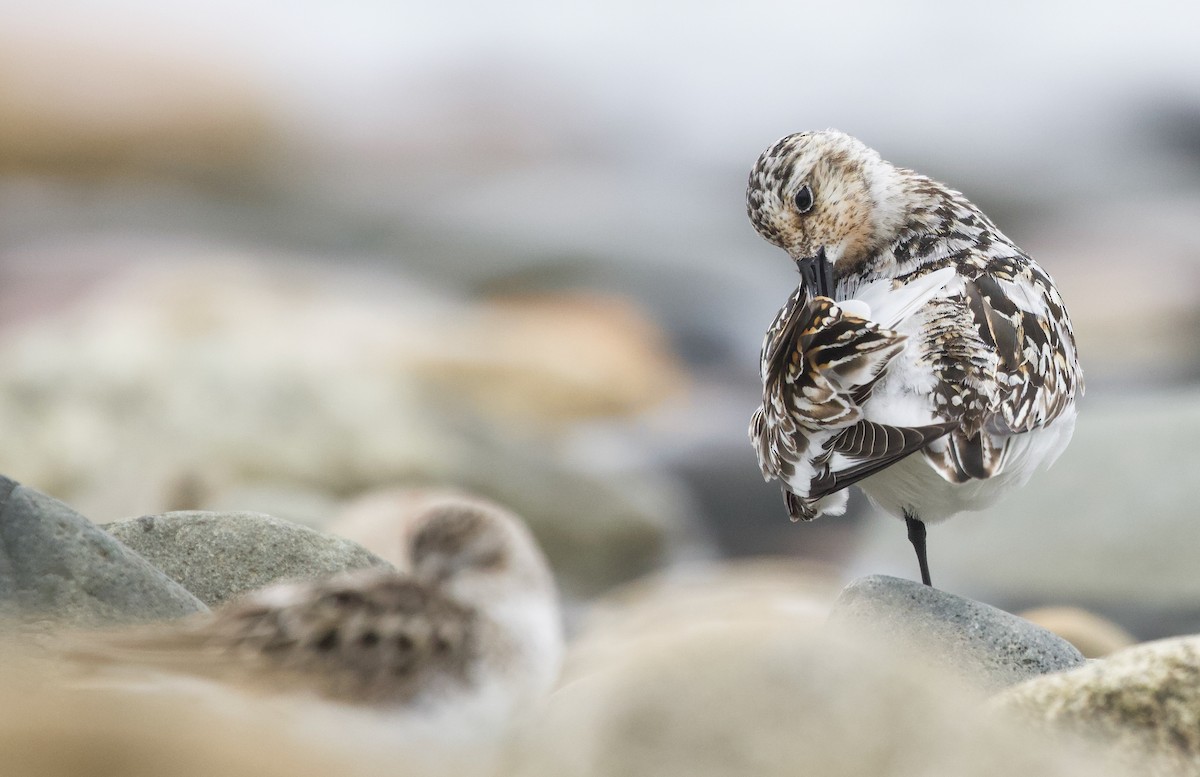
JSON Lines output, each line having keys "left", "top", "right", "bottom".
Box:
{"left": 60, "top": 569, "right": 479, "bottom": 707}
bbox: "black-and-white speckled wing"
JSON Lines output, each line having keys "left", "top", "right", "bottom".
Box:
{"left": 883, "top": 179, "right": 1084, "bottom": 483}
{"left": 750, "top": 282, "right": 958, "bottom": 521}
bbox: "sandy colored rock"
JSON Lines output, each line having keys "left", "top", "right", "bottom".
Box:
{"left": 0, "top": 641, "right": 496, "bottom": 777}
{"left": 0, "top": 475, "right": 206, "bottom": 624}
{"left": 562, "top": 558, "right": 840, "bottom": 682}
{"left": 105, "top": 511, "right": 391, "bottom": 607}
{"left": 416, "top": 292, "right": 685, "bottom": 424}
{"left": 993, "top": 635, "right": 1200, "bottom": 776}
{"left": 1019, "top": 606, "right": 1138, "bottom": 658}
{"left": 513, "top": 615, "right": 1129, "bottom": 777}
{"left": 829, "top": 575, "right": 1084, "bottom": 693}
{"left": 0, "top": 34, "right": 274, "bottom": 178}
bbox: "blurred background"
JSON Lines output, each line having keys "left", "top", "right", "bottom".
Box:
{"left": 2, "top": 0, "right": 1199, "bottom": 636}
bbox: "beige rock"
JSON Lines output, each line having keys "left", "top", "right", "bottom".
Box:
{"left": 0, "top": 35, "right": 274, "bottom": 178}
{"left": 1018, "top": 606, "right": 1137, "bottom": 658}
{"left": 0, "top": 646, "right": 361, "bottom": 777}
{"left": 562, "top": 558, "right": 840, "bottom": 682}
{"left": 512, "top": 615, "right": 1131, "bottom": 777}
{"left": 416, "top": 292, "right": 685, "bottom": 425}
{"left": 993, "top": 635, "right": 1200, "bottom": 776}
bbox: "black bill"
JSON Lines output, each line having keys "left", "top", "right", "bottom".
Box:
{"left": 795, "top": 246, "right": 834, "bottom": 298}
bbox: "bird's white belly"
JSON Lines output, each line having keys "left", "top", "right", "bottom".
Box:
{"left": 858, "top": 408, "right": 1077, "bottom": 524}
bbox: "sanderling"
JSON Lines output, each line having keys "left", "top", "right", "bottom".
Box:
{"left": 747, "top": 130, "right": 1082, "bottom": 586}
{"left": 75, "top": 496, "right": 563, "bottom": 737}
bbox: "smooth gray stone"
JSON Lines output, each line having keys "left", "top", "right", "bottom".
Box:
{"left": 105, "top": 511, "right": 392, "bottom": 607}
{"left": 829, "top": 575, "right": 1085, "bottom": 693}
{"left": 0, "top": 475, "right": 207, "bottom": 624}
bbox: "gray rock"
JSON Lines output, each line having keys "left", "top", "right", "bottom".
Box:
{"left": 993, "top": 636, "right": 1200, "bottom": 776}
{"left": 829, "top": 575, "right": 1085, "bottom": 693}
{"left": 847, "top": 390, "right": 1200, "bottom": 639}
{"left": 105, "top": 511, "right": 392, "bottom": 607}
{"left": 0, "top": 475, "right": 207, "bottom": 623}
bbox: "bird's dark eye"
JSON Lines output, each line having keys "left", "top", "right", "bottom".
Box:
{"left": 793, "top": 185, "right": 814, "bottom": 214}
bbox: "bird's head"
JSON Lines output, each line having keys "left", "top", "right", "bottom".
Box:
{"left": 746, "top": 129, "right": 907, "bottom": 277}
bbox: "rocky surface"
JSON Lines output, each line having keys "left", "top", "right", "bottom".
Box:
{"left": 515, "top": 614, "right": 1128, "bottom": 777}
{"left": 847, "top": 390, "right": 1200, "bottom": 638}
{"left": 993, "top": 636, "right": 1200, "bottom": 776}
{"left": 0, "top": 475, "right": 206, "bottom": 623}
{"left": 105, "top": 511, "right": 391, "bottom": 607}
{"left": 828, "top": 575, "right": 1085, "bottom": 693}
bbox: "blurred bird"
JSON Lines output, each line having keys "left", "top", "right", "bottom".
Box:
{"left": 747, "top": 130, "right": 1083, "bottom": 586}
{"left": 64, "top": 496, "right": 563, "bottom": 744}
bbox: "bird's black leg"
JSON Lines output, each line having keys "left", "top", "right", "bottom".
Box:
{"left": 904, "top": 511, "right": 932, "bottom": 587}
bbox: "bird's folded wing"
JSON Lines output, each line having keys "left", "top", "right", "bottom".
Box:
{"left": 763, "top": 296, "right": 908, "bottom": 410}
{"left": 907, "top": 263, "right": 1082, "bottom": 486}
{"left": 807, "top": 419, "right": 959, "bottom": 499}
{"left": 964, "top": 267, "right": 1082, "bottom": 436}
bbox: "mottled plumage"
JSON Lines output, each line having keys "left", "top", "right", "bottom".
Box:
{"left": 747, "top": 130, "right": 1083, "bottom": 583}
{"left": 66, "top": 497, "right": 563, "bottom": 726}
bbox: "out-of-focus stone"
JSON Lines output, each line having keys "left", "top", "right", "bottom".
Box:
{"left": 848, "top": 391, "right": 1200, "bottom": 638}
{"left": 104, "top": 511, "right": 391, "bottom": 607}
{"left": 1018, "top": 606, "right": 1138, "bottom": 659}
{"left": 512, "top": 615, "right": 1129, "bottom": 777}
{"left": 829, "top": 575, "right": 1084, "bottom": 693}
{"left": 562, "top": 558, "right": 839, "bottom": 681}
{"left": 0, "top": 640, "right": 499, "bottom": 777}
{"left": 416, "top": 292, "right": 685, "bottom": 425}
{"left": 0, "top": 35, "right": 275, "bottom": 178}
{"left": 993, "top": 635, "right": 1200, "bottom": 776}
{"left": 0, "top": 261, "right": 704, "bottom": 598}
{"left": 0, "top": 475, "right": 206, "bottom": 624}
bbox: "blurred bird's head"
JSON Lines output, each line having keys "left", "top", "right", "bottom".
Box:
{"left": 746, "top": 129, "right": 907, "bottom": 276}
{"left": 407, "top": 496, "right": 555, "bottom": 607}
{"left": 406, "top": 496, "right": 564, "bottom": 702}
